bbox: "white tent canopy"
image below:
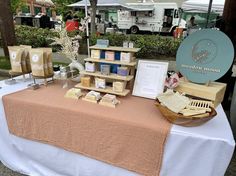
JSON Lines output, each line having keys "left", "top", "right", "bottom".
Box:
{"left": 182, "top": 0, "right": 225, "bottom": 14}
{"left": 68, "top": 0, "right": 121, "bottom": 7}
{"left": 35, "top": 0, "right": 54, "bottom": 7}
{"left": 69, "top": 0, "right": 187, "bottom": 8}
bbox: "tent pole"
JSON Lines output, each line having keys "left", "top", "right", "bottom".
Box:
{"left": 205, "top": 0, "right": 213, "bottom": 28}
{"left": 85, "top": 0, "right": 90, "bottom": 57}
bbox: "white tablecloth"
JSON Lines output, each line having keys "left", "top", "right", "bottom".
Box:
{"left": 0, "top": 77, "right": 235, "bottom": 176}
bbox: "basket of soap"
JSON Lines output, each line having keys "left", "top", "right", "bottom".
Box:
{"left": 156, "top": 89, "right": 217, "bottom": 127}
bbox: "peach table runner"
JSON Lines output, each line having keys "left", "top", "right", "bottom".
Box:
{"left": 3, "top": 82, "right": 171, "bottom": 176}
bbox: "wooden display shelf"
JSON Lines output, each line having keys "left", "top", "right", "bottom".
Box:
{"left": 84, "top": 58, "right": 137, "bottom": 66}
{"left": 90, "top": 45, "right": 141, "bottom": 53}
{"left": 80, "top": 71, "right": 134, "bottom": 81}
{"left": 75, "top": 83, "right": 130, "bottom": 96}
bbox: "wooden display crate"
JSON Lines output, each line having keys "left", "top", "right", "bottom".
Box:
{"left": 174, "top": 79, "right": 226, "bottom": 108}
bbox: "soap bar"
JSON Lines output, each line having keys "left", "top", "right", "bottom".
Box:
{"left": 117, "top": 67, "right": 129, "bottom": 76}
{"left": 81, "top": 77, "right": 91, "bottom": 87}
{"left": 105, "top": 51, "right": 115, "bottom": 61}
{"left": 85, "top": 62, "right": 95, "bottom": 72}
{"left": 95, "top": 78, "right": 106, "bottom": 89}
{"left": 101, "top": 94, "right": 118, "bottom": 104}
{"left": 64, "top": 88, "right": 82, "bottom": 99}
{"left": 113, "top": 81, "right": 125, "bottom": 93}
{"left": 120, "top": 52, "right": 133, "bottom": 63}
{"left": 86, "top": 91, "right": 101, "bottom": 101}
{"left": 91, "top": 50, "right": 100, "bottom": 59}
{"left": 101, "top": 65, "right": 111, "bottom": 75}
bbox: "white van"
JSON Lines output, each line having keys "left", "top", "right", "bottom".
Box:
{"left": 117, "top": 2, "right": 186, "bottom": 34}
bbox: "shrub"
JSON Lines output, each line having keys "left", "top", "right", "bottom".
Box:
{"left": 15, "top": 25, "right": 59, "bottom": 50}
{"left": 13, "top": 26, "right": 181, "bottom": 59}
{"left": 89, "top": 33, "right": 182, "bottom": 59}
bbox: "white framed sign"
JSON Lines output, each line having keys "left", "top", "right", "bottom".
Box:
{"left": 132, "top": 60, "right": 169, "bottom": 99}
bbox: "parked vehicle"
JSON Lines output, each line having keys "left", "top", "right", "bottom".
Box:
{"left": 117, "top": 2, "right": 186, "bottom": 34}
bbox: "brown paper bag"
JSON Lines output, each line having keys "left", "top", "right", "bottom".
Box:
{"left": 8, "top": 46, "right": 24, "bottom": 73}
{"left": 38, "top": 48, "right": 53, "bottom": 76}
{"left": 29, "top": 49, "right": 45, "bottom": 77}
{"left": 20, "top": 45, "right": 32, "bottom": 72}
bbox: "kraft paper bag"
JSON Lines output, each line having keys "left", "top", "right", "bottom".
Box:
{"left": 29, "top": 49, "right": 45, "bottom": 77}
{"left": 38, "top": 48, "right": 54, "bottom": 76}
{"left": 8, "top": 46, "right": 24, "bottom": 73}
{"left": 20, "top": 45, "right": 32, "bottom": 72}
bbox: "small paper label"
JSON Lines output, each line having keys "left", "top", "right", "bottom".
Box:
{"left": 32, "top": 54, "right": 39, "bottom": 62}
{"left": 11, "top": 52, "right": 17, "bottom": 60}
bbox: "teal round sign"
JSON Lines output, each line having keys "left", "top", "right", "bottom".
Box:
{"left": 176, "top": 29, "right": 234, "bottom": 84}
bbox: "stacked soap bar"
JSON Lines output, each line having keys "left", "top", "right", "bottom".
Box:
{"left": 91, "top": 50, "right": 101, "bottom": 59}
{"left": 85, "top": 62, "right": 95, "bottom": 72}
{"left": 81, "top": 77, "right": 91, "bottom": 87}
{"left": 113, "top": 81, "right": 126, "bottom": 93}
{"left": 117, "top": 67, "right": 129, "bottom": 76}
{"left": 101, "top": 65, "right": 111, "bottom": 75}
{"left": 95, "top": 78, "right": 106, "bottom": 89}
{"left": 120, "top": 52, "right": 134, "bottom": 63}
{"left": 105, "top": 51, "right": 115, "bottom": 61}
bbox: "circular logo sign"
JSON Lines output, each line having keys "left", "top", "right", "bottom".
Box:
{"left": 176, "top": 29, "right": 234, "bottom": 84}
{"left": 32, "top": 54, "right": 39, "bottom": 63}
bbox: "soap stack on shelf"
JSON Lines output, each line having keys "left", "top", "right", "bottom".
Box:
{"left": 75, "top": 45, "right": 140, "bottom": 96}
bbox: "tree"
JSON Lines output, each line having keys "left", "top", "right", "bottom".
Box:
{"left": 52, "top": 0, "right": 79, "bottom": 18}
{"left": 90, "top": 0, "right": 97, "bottom": 34}
{"left": 221, "top": 0, "right": 236, "bottom": 48}
{"left": 11, "top": 0, "right": 26, "bottom": 14}
{"left": 0, "top": 0, "right": 16, "bottom": 57}
{"left": 218, "top": 0, "right": 236, "bottom": 110}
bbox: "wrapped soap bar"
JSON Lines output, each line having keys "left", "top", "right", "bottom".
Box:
{"left": 120, "top": 52, "right": 133, "bottom": 63}
{"left": 105, "top": 51, "right": 115, "bottom": 61}
{"left": 101, "top": 94, "right": 119, "bottom": 105}
{"left": 81, "top": 77, "right": 91, "bottom": 87}
{"left": 64, "top": 88, "right": 82, "bottom": 99}
{"left": 113, "top": 81, "right": 125, "bottom": 93}
{"left": 100, "top": 65, "right": 110, "bottom": 75}
{"left": 85, "top": 62, "right": 95, "bottom": 72}
{"left": 91, "top": 50, "right": 100, "bottom": 59}
{"left": 117, "top": 67, "right": 129, "bottom": 76}
{"left": 95, "top": 78, "right": 106, "bottom": 89}
{"left": 85, "top": 91, "right": 101, "bottom": 101}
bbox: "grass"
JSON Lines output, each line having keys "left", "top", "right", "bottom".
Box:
{"left": 0, "top": 56, "right": 68, "bottom": 70}
{"left": 0, "top": 56, "right": 11, "bottom": 70}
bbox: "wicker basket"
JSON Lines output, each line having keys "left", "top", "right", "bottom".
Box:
{"left": 156, "top": 101, "right": 217, "bottom": 127}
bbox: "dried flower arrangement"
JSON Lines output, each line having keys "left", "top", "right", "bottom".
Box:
{"left": 50, "top": 26, "right": 85, "bottom": 76}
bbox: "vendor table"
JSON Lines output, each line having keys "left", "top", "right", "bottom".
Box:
{"left": 0, "top": 77, "right": 235, "bottom": 176}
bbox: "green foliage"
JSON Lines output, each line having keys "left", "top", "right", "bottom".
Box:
{"left": 52, "top": 0, "right": 79, "bottom": 16}
{"left": 73, "top": 11, "right": 85, "bottom": 22}
{"left": 13, "top": 25, "right": 181, "bottom": 59}
{"left": 0, "top": 56, "right": 11, "bottom": 70}
{"left": 15, "top": 25, "right": 58, "bottom": 49}
{"left": 11, "top": 0, "right": 26, "bottom": 14}
{"left": 89, "top": 34, "right": 182, "bottom": 59}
